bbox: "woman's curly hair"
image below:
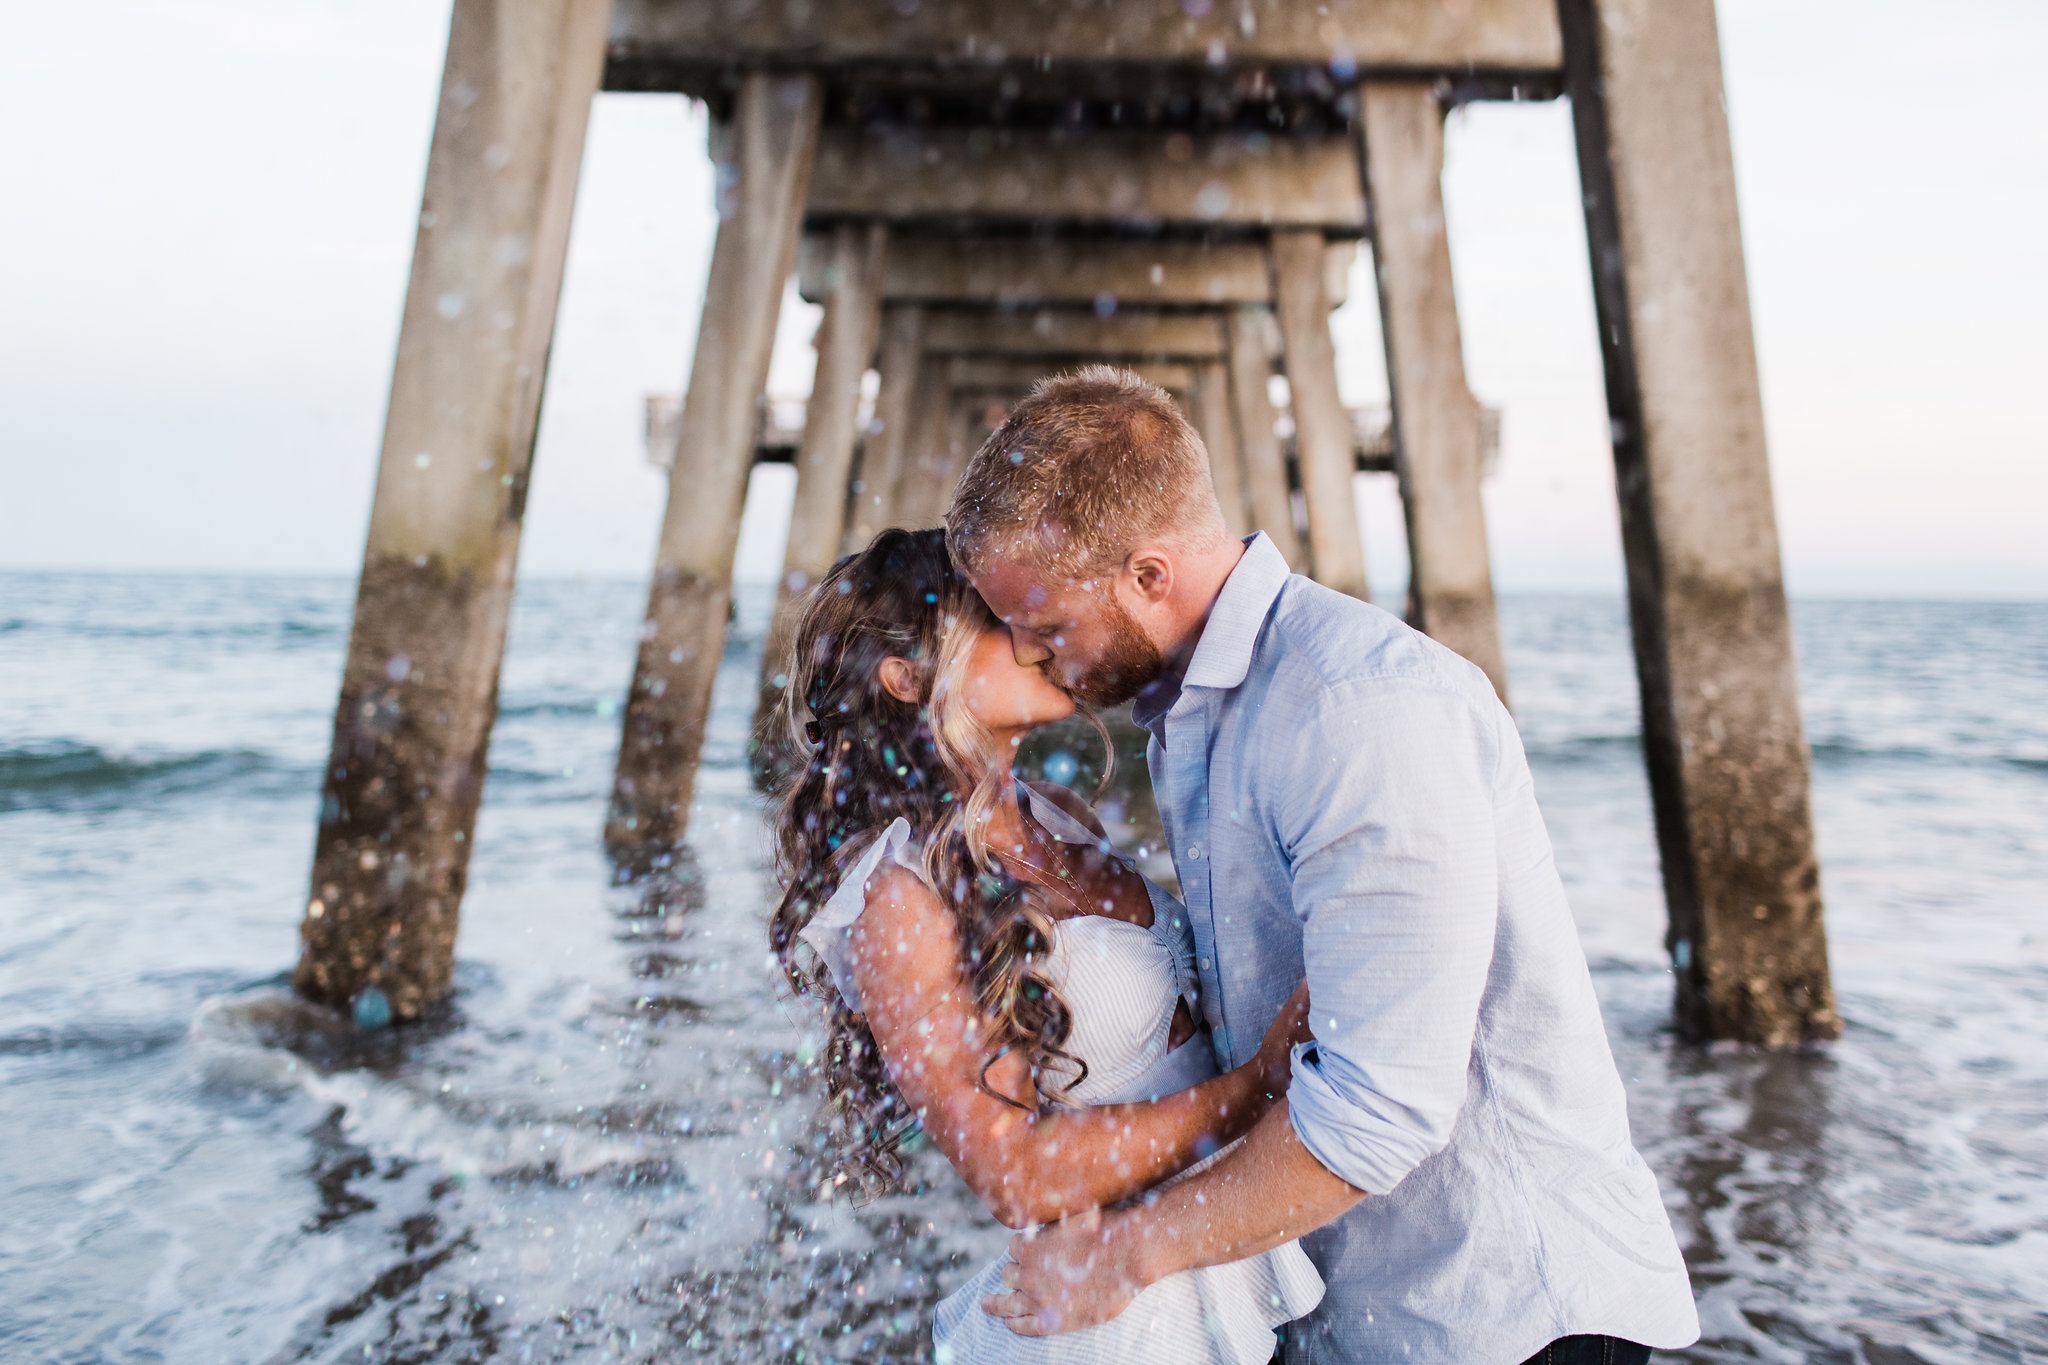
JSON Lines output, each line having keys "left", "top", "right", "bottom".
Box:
{"left": 767, "top": 528, "right": 1104, "bottom": 1194}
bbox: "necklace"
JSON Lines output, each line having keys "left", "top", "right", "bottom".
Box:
{"left": 994, "top": 823, "right": 1094, "bottom": 919}
{"left": 999, "top": 821, "right": 1141, "bottom": 924}
{"left": 999, "top": 855, "right": 1087, "bottom": 917}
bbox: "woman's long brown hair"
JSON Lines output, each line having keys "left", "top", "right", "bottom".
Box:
{"left": 767, "top": 528, "right": 1096, "bottom": 1194}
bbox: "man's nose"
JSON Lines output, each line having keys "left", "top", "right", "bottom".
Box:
{"left": 1008, "top": 627, "right": 1052, "bottom": 667}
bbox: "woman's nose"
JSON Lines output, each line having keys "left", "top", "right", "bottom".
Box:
{"left": 1007, "top": 628, "right": 1052, "bottom": 667}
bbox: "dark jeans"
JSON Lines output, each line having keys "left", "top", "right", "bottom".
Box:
{"left": 1270, "top": 1334, "right": 1652, "bottom": 1364}
{"left": 1518, "top": 1336, "right": 1653, "bottom": 1365}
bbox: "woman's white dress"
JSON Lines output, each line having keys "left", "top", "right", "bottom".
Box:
{"left": 799, "top": 790, "right": 1323, "bottom": 1365}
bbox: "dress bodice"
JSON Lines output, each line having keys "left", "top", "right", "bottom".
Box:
{"left": 797, "top": 785, "right": 1206, "bottom": 1106}
{"left": 1020, "top": 789, "right": 1211, "bottom": 1107}
{"left": 796, "top": 786, "right": 1323, "bottom": 1365}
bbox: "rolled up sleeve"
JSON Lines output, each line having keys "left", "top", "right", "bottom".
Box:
{"left": 1281, "top": 678, "right": 1498, "bottom": 1195}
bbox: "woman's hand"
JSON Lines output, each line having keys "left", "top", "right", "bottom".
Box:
{"left": 1250, "top": 980, "right": 1313, "bottom": 1097}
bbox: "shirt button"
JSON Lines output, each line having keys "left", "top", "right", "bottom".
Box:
{"left": 1200, "top": 957, "right": 1212, "bottom": 971}
{"left": 1187, "top": 844, "right": 1202, "bottom": 860}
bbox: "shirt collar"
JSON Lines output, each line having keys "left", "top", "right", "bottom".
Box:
{"left": 1131, "top": 533, "right": 1289, "bottom": 728}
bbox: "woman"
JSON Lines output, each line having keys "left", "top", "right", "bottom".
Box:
{"left": 769, "top": 528, "right": 1322, "bottom": 1364}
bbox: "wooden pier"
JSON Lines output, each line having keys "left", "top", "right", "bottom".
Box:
{"left": 299, "top": 0, "right": 1837, "bottom": 1047}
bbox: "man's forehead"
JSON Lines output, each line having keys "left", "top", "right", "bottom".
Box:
{"left": 971, "top": 560, "right": 1097, "bottom": 621}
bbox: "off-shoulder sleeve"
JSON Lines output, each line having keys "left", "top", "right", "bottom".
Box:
{"left": 795, "top": 818, "right": 919, "bottom": 1015}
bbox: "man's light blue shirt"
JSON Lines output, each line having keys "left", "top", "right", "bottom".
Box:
{"left": 1132, "top": 534, "right": 1699, "bottom": 1365}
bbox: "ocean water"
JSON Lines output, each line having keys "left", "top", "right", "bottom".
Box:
{"left": 0, "top": 571, "right": 2043, "bottom": 1365}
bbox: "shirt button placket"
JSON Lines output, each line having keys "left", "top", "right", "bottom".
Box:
{"left": 1182, "top": 714, "right": 1227, "bottom": 1063}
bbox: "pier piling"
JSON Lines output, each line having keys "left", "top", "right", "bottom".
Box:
{"left": 841, "top": 303, "right": 924, "bottom": 553}
{"left": 607, "top": 72, "right": 821, "bottom": 858}
{"left": 1359, "top": 80, "right": 1510, "bottom": 702}
{"left": 1225, "top": 306, "right": 1307, "bottom": 571}
{"left": 1561, "top": 0, "right": 1838, "bottom": 1043}
{"left": 757, "top": 222, "right": 888, "bottom": 732}
{"left": 294, "top": 0, "right": 610, "bottom": 1022}
{"left": 1191, "top": 358, "right": 1251, "bottom": 539}
{"left": 1272, "top": 230, "right": 1371, "bottom": 599}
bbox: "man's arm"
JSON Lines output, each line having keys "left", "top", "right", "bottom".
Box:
{"left": 982, "top": 1099, "right": 1363, "bottom": 1335}
{"left": 852, "top": 864, "right": 1308, "bottom": 1229}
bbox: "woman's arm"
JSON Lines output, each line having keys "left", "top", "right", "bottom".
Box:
{"left": 849, "top": 863, "right": 1306, "bottom": 1229}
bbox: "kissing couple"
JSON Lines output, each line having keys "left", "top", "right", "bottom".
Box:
{"left": 767, "top": 368, "right": 1700, "bottom": 1365}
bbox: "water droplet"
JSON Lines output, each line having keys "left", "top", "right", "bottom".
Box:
{"left": 352, "top": 986, "right": 391, "bottom": 1030}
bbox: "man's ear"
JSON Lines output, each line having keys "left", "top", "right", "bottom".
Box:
{"left": 877, "top": 656, "right": 921, "bottom": 704}
{"left": 1124, "top": 548, "right": 1174, "bottom": 605}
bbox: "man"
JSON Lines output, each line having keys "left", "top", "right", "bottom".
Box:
{"left": 944, "top": 367, "right": 1699, "bottom": 1365}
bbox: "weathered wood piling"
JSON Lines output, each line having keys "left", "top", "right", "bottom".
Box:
{"left": 294, "top": 0, "right": 610, "bottom": 1023}
{"left": 308, "top": 0, "right": 1835, "bottom": 1046}
{"left": 1273, "top": 228, "right": 1372, "bottom": 601}
{"left": 605, "top": 73, "right": 820, "bottom": 858}
{"left": 839, "top": 303, "right": 924, "bottom": 553}
{"left": 756, "top": 222, "right": 888, "bottom": 729}
{"left": 1560, "top": 0, "right": 1837, "bottom": 1043}
{"left": 1225, "top": 305, "right": 1310, "bottom": 571}
{"left": 1360, "top": 81, "right": 1510, "bottom": 703}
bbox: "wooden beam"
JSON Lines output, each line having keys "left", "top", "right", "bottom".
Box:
{"left": 941, "top": 355, "right": 1196, "bottom": 394}
{"left": 921, "top": 308, "right": 1226, "bottom": 358}
{"left": 608, "top": 73, "right": 822, "bottom": 858}
{"left": 807, "top": 125, "right": 1367, "bottom": 232}
{"left": 606, "top": 0, "right": 1562, "bottom": 88}
{"left": 1360, "top": 81, "right": 1509, "bottom": 702}
{"left": 798, "top": 233, "right": 1356, "bottom": 309}
{"left": 1562, "top": 0, "right": 1836, "bottom": 1045}
{"left": 1271, "top": 230, "right": 1368, "bottom": 599}
{"left": 295, "top": 0, "right": 611, "bottom": 1024}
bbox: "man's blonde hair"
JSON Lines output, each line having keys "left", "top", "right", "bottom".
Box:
{"left": 946, "top": 365, "right": 1227, "bottom": 580}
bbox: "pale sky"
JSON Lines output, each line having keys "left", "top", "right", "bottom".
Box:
{"left": 2, "top": 1, "right": 2042, "bottom": 597}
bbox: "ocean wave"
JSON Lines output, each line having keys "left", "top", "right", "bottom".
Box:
{"left": 496, "top": 697, "right": 616, "bottom": 720}
{"left": 0, "top": 1020, "right": 189, "bottom": 1059}
{"left": 1521, "top": 734, "right": 1642, "bottom": 763}
{"left": 0, "top": 618, "right": 344, "bottom": 644}
{"left": 1809, "top": 739, "right": 2048, "bottom": 771}
{"left": 1522, "top": 733, "right": 2047, "bottom": 773}
{"left": 0, "top": 741, "right": 310, "bottom": 813}
{"left": 191, "top": 989, "right": 676, "bottom": 1181}
{"left": 0, "top": 740, "right": 616, "bottom": 816}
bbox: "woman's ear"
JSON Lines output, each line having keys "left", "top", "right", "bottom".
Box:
{"left": 877, "top": 656, "right": 921, "bottom": 704}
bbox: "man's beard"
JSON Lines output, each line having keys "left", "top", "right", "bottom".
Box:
{"left": 1058, "top": 595, "right": 1165, "bottom": 708}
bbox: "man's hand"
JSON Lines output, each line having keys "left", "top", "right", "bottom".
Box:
{"left": 1255, "top": 980, "right": 1314, "bottom": 1093}
{"left": 983, "top": 1101, "right": 1370, "bottom": 1336}
{"left": 980, "top": 1207, "right": 1148, "bottom": 1336}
